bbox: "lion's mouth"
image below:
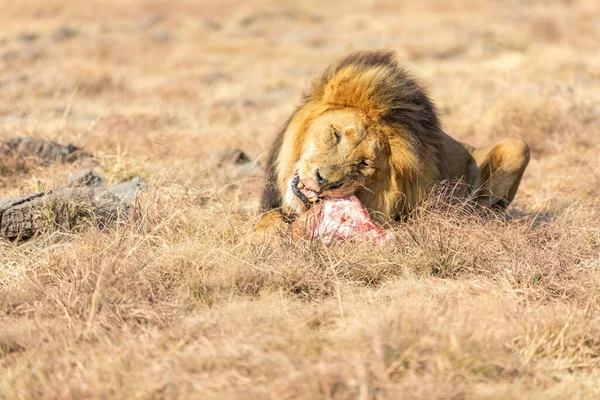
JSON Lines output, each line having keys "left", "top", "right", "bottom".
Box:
{"left": 292, "top": 173, "right": 353, "bottom": 208}
{"left": 292, "top": 173, "right": 322, "bottom": 206}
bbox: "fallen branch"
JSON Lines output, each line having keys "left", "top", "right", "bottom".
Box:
{"left": 0, "top": 171, "right": 146, "bottom": 241}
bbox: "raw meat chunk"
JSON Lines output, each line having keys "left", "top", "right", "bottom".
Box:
{"left": 293, "top": 195, "right": 395, "bottom": 244}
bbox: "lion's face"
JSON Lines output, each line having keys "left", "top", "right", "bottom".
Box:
{"left": 295, "top": 109, "right": 384, "bottom": 201}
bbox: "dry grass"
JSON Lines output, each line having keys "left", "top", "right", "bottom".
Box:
{"left": 1, "top": 0, "right": 600, "bottom": 398}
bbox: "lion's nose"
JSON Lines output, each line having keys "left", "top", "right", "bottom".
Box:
{"left": 315, "top": 169, "right": 327, "bottom": 186}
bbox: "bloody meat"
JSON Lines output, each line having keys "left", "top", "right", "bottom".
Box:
{"left": 293, "top": 195, "right": 395, "bottom": 244}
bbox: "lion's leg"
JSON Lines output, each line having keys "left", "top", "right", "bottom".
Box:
{"left": 469, "top": 137, "right": 530, "bottom": 209}
{"left": 245, "top": 210, "right": 290, "bottom": 245}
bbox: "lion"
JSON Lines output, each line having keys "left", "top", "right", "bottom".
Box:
{"left": 251, "top": 50, "right": 530, "bottom": 240}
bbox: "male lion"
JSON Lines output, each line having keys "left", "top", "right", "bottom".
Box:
{"left": 252, "top": 50, "right": 529, "bottom": 239}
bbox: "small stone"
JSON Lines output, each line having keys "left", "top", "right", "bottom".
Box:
{"left": 152, "top": 28, "right": 170, "bottom": 43}
{"left": 23, "top": 47, "right": 44, "bottom": 62}
{"left": 1, "top": 50, "right": 19, "bottom": 62}
{"left": 0, "top": 340, "right": 25, "bottom": 356}
{"left": 17, "top": 32, "right": 39, "bottom": 42}
{"left": 67, "top": 169, "right": 105, "bottom": 187}
{"left": 134, "top": 14, "right": 164, "bottom": 30}
{"left": 107, "top": 177, "right": 147, "bottom": 204}
{"left": 213, "top": 148, "right": 251, "bottom": 166}
{"left": 192, "top": 195, "right": 209, "bottom": 207}
{"left": 202, "top": 19, "right": 221, "bottom": 31}
{"left": 202, "top": 72, "right": 229, "bottom": 85}
{"left": 52, "top": 26, "right": 78, "bottom": 42}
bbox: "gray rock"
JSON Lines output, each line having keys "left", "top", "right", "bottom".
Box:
{"left": 17, "top": 32, "right": 39, "bottom": 42}
{"left": 213, "top": 148, "right": 251, "bottom": 166}
{"left": 67, "top": 169, "right": 105, "bottom": 187}
{"left": 135, "top": 14, "right": 164, "bottom": 30}
{"left": 0, "top": 136, "right": 91, "bottom": 165}
{"left": 133, "top": 14, "right": 171, "bottom": 42}
{"left": 52, "top": 26, "right": 78, "bottom": 42}
{"left": 152, "top": 27, "right": 170, "bottom": 43}
{"left": 202, "top": 72, "right": 229, "bottom": 85}
{"left": 107, "top": 177, "right": 147, "bottom": 204}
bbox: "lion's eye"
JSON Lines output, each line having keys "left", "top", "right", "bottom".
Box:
{"left": 332, "top": 127, "right": 341, "bottom": 145}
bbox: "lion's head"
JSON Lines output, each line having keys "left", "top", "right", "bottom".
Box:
{"left": 262, "top": 50, "right": 443, "bottom": 222}
{"left": 294, "top": 108, "right": 386, "bottom": 200}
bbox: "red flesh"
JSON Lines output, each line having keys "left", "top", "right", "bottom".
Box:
{"left": 295, "top": 195, "right": 395, "bottom": 245}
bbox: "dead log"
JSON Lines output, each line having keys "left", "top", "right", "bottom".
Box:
{"left": 0, "top": 136, "right": 91, "bottom": 165}
{"left": 0, "top": 174, "right": 146, "bottom": 241}
{"left": 0, "top": 136, "right": 94, "bottom": 177}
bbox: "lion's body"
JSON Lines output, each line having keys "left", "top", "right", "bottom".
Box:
{"left": 254, "top": 50, "right": 529, "bottom": 238}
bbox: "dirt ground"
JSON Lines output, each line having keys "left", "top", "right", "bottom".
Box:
{"left": 1, "top": 0, "right": 600, "bottom": 398}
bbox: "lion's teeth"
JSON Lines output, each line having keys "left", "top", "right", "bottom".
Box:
{"left": 309, "top": 197, "right": 319, "bottom": 203}
{"left": 297, "top": 182, "right": 305, "bottom": 190}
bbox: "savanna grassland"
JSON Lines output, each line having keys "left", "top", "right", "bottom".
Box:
{"left": 1, "top": 0, "right": 600, "bottom": 398}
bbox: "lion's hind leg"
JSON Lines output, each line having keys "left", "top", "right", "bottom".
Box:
{"left": 470, "top": 137, "right": 530, "bottom": 210}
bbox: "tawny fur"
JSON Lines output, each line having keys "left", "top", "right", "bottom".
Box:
{"left": 253, "top": 50, "right": 530, "bottom": 239}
